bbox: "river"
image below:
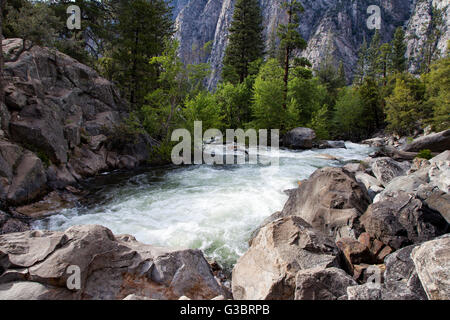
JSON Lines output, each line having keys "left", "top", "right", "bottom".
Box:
{"left": 32, "top": 142, "right": 374, "bottom": 270}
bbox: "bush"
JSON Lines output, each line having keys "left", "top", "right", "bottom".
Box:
{"left": 416, "top": 149, "right": 433, "bottom": 160}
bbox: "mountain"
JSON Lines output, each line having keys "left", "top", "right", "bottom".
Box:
{"left": 171, "top": 0, "right": 450, "bottom": 89}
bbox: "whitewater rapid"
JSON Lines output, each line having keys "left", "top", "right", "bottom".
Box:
{"left": 33, "top": 142, "right": 374, "bottom": 269}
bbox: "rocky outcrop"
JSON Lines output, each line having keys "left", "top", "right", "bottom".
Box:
{"left": 0, "top": 210, "right": 29, "bottom": 235}
{"left": 347, "top": 244, "right": 428, "bottom": 300}
{"left": 294, "top": 267, "right": 357, "bottom": 300}
{"left": 173, "top": 0, "right": 449, "bottom": 88}
{"left": 232, "top": 216, "right": 340, "bottom": 300}
{"left": 279, "top": 167, "right": 371, "bottom": 241}
{"left": 382, "top": 245, "right": 427, "bottom": 300}
{"left": 0, "top": 225, "right": 228, "bottom": 300}
{"left": 402, "top": 130, "right": 450, "bottom": 153}
{"left": 361, "top": 191, "right": 449, "bottom": 250}
{"left": 371, "top": 157, "right": 409, "bottom": 187}
{"left": 282, "top": 127, "right": 316, "bottom": 150}
{"left": 172, "top": 0, "right": 449, "bottom": 88}
{"left": 0, "top": 39, "right": 155, "bottom": 213}
{"left": 412, "top": 234, "right": 450, "bottom": 300}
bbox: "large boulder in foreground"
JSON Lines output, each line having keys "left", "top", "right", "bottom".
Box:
{"left": 361, "top": 191, "right": 449, "bottom": 250}
{"left": 382, "top": 245, "right": 427, "bottom": 300}
{"left": 283, "top": 127, "right": 316, "bottom": 149}
{"left": 0, "top": 225, "right": 228, "bottom": 300}
{"left": 402, "top": 129, "right": 450, "bottom": 153}
{"left": 232, "top": 216, "right": 340, "bottom": 300}
{"left": 280, "top": 167, "right": 371, "bottom": 241}
{"left": 412, "top": 234, "right": 450, "bottom": 300}
{"left": 294, "top": 267, "right": 357, "bottom": 300}
{"left": 346, "top": 244, "right": 428, "bottom": 300}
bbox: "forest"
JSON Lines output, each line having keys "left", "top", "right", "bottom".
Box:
{"left": 1, "top": 0, "right": 449, "bottom": 161}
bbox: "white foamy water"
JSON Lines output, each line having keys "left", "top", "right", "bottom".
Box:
{"left": 32, "top": 142, "right": 374, "bottom": 269}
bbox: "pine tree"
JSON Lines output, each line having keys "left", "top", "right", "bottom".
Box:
{"left": 222, "top": 0, "right": 264, "bottom": 84}
{"left": 337, "top": 62, "right": 347, "bottom": 87}
{"left": 112, "top": 0, "right": 174, "bottom": 109}
{"left": 367, "top": 30, "right": 381, "bottom": 78}
{"left": 421, "top": 6, "right": 444, "bottom": 73}
{"left": 355, "top": 38, "right": 368, "bottom": 84}
{"left": 391, "top": 27, "right": 407, "bottom": 73}
{"left": 278, "top": 0, "right": 307, "bottom": 111}
{"left": 379, "top": 43, "right": 392, "bottom": 85}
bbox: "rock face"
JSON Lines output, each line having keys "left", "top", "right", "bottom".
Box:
{"left": 172, "top": 0, "right": 448, "bottom": 88}
{"left": 361, "top": 191, "right": 449, "bottom": 250}
{"left": 371, "top": 157, "right": 408, "bottom": 187}
{"left": 280, "top": 167, "right": 370, "bottom": 241}
{"left": 412, "top": 234, "right": 450, "bottom": 300}
{"left": 283, "top": 127, "right": 316, "bottom": 150}
{"left": 0, "top": 225, "right": 228, "bottom": 300}
{"left": 383, "top": 245, "right": 427, "bottom": 300}
{"left": 402, "top": 130, "right": 450, "bottom": 153}
{"left": 294, "top": 267, "right": 357, "bottom": 300}
{"left": 0, "top": 39, "right": 155, "bottom": 210}
{"left": 232, "top": 216, "right": 340, "bottom": 300}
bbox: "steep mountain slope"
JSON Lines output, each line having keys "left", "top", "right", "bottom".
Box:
{"left": 172, "top": 0, "right": 449, "bottom": 88}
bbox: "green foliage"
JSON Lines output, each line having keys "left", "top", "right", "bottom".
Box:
{"left": 416, "top": 149, "right": 433, "bottom": 160}
{"left": 215, "top": 81, "right": 253, "bottom": 129}
{"left": 332, "top": 87, "right": 365, "bottom": 140}
{"left": 222, "top": 0, "right": 265, "bottom": 84}
{"left": 391, "top": 27, "right": 407, "bottom": 73}
{"left": 183, "top": 92, "right": 224, "bottom": 132}
{"left": 358, "top": 77, "right": 383, "bottom": 134}
{"left": 288, "top": 76, "right": 327, "bottom": 126}
{"left": 250, "top": 59, "right": 297, "bottom": 131}
{"left": 422, "top": 56, "right": 450, "bottom": 131}
{"left": 111, "top": 0, "right": 174, "bottom": 108}
{"left": 385, "top": 78, "right": 422, "bottom": 135}
{"left": 5, "top": 0, "right": 61, "bottom": 49}
{"left": 309, "top": 104, "right": 329, "bottom": 140}
{"left": 107, "top": 113, "right": 145, "bottom": 151}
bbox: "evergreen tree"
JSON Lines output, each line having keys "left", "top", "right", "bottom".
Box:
{"left": 385, "top": 78, "right": 421, "bottom": 135}
{"left": 355, "top": 38, "right": 368, "bottom": 84}
{"left": 421, "top": 6, "right": 444, "bottom": 73}
{"left": 379, "top": 43, "right": 392, "bottom": 85}
{"left": 367, "top": 30, "right": 381, "bottom": 78}
{"left": 390, "top": 27, "right": 407, "bottom": 73}
{"left": 113, "top": 0, "right": 174, "bottom": 109}
{"left": 278, "top": 0, "right": 307, "bottom": 111}
{"left": 222, "top": 0, "right": 264, "bottom": 84}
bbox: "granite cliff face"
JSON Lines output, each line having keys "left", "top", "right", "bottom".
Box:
{"left": 172, "top": 0, "right": 449, "bottom": 88}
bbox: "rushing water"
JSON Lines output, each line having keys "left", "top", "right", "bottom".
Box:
{"left": 33, "top": 142, "right": 374, "bottom": 270}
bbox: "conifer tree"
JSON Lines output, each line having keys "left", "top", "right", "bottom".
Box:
{"left": 278, "top": 0, "right": 307, "bottom": 111}
{"left": 355, "top": 38, "right": 368, "bottom": 84}
{"left": 222, "top": 0, "right": 265, "bottom": 84}
{"left": 113, "top": 0, "right": 174, "bottom": 109}
{"left": 367, "top": 30, "right": 381, "bottom": 78}
{"left": 391, "top": 27, "right": 407, "bottom": 73}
